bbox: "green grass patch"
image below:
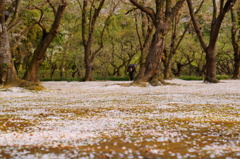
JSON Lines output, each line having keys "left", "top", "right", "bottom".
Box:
{"left": 179, "top": 75, "right": 231, "bottom": 81}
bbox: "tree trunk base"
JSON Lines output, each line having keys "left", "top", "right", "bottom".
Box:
{"left": 203, "top": 78, "right": 220, "bottom": 83}
{"left": 19, "top": 80, "right": 45, "bottom": 90}
{"left": 130, "top": 78, "right": 174, "bottom": 87}
{"left": 2, "top": 79, "right": 45, "bottom": 91}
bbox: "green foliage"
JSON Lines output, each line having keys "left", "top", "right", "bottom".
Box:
{"left": 179, "top": 75, "right": 230, "bottom": 81}
{"left": 4, "top": 0, "right": 238, "bottom": 81}
{"left": 95, "top": 76, "right": 129, "bottom": 81}
{"left": 179, "top": 76, "right": 204, "bottom": 81}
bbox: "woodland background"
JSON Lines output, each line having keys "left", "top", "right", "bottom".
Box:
{"left": 0, "top": 0, "right": 239, "bottom": 85}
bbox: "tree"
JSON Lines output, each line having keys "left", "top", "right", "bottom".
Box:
{"left": 187, "top": 0, "right": 237, "bottom": 83}
{"left": 231, "top": 1, "right": 240, "bottom": 79}
{"left": 78, "top": 0, "right": 118, "bottom": 81}
{"left": 96, "top": 6, "right": 141, "bottom": 78}
{"left": 162, "top": 0, "right": 204, "bottom": 79}
{"left": 0, "top": 0, "right": 20, "bottom": 86}
{"left": 129, "top": 0, "right": 185, "bottom": 85}
{"left": 23, "top": 0, "right": 67, "bottom": 82}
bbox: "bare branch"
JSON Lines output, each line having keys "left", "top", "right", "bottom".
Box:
{"left": 47, "top": 0, "right": 57, "bottom": 16}
{"left": 167, "top": 0, "right": 186, "bottom": 25}
{"left": 129, "top": 0, "right": 155, "bottom": 21}
{"left": 212, "top": 0, "right": 217, "bottom": 21}
{"left": 186, "top": 0, "right": 207, "bottom": 51}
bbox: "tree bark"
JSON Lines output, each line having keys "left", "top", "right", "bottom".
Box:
{"left": 142, "top": 27, "right": 166, "bottom": 82}
{"left": 231, "top": 4, "right": 240, "bottom": 79}
{"left": 135, "top": 12, "right": 154, "bottom": 80}
{"left": 23, "top": 1, "right": 67, "bottom": 82}
{"left": 0, "top": 0, "right": 19, "bottom": 86}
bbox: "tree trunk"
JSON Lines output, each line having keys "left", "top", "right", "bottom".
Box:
{"left": 205, "top": 47, "right": 218, "bottom": 82}
{"left": 233, "top": 47, "right": 240, "bottom": 79}
{"left": 80, "top": 0, "right": 113, "bottom": 81}
{"left": 231, "top": 6, "right": 240, "bottom": 79}
{"left": 84, "top": 57, "right": 93, "bottom": 81}
{"left": 140, "top": 29, "right": 166, "bottom": 82}
{"left": 163, "top": 50, "right": 173, "bottom": 79}
{"left": 23, "top": 2, "right": 67, "bottom": 82}
{"left": 130, "top": 0, "right": 186, "bottom": 85}
{"left": 0, "top": 0, "right": 19, "bottom": 86}
{"left": 135, "top": 15, "right": 154, "bottom": 80}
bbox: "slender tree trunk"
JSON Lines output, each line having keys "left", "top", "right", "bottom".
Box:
{"left": 231, "top": 5, "right": 240, "bottom": 79}
{"left": 163, "top": 0, "right": 204, "bottom": 79}
{"left": 80, "top": 0, "right": 115, "bottom": 81}
{"left": 23, "top": 2, "right": 67, "bottom": 82}
{"left": 187, "top": 0, "right": 237, "bottom": 83}
{"left": 0, "top": 0, "right": 19, "bottom": 86}
{"left": 163, "top": 49, "right": 172, "bottom": 79}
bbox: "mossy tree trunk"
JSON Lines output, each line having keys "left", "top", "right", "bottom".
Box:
{"left": 23, "top": 1, "right": 67, "bottom": 82}
{"left": 0, "top": 0, "right": 19, "bottom": 86}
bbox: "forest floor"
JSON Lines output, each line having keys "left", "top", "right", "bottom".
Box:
{"left": 0, "top": 79, "right": 240, "bottom": 159}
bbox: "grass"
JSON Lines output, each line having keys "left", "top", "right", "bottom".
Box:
{"left": 179, "top": 75, "right": 230, "bottom": 81}
{"left": 40, "top": 75, "right": 231, "bottom": 82}
{"left": 18, "top": 69, "right": 233, "bottom": 82}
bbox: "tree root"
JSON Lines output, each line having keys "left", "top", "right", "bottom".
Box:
{"left": 119, "top": 79, "right": 176, "bottom": 87}
{"left": 19, "top": 80, "right": 45, "bottom": 91}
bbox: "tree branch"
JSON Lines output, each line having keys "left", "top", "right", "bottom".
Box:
{"left": 166, "top": 0, "right": 186, "bottom": 25}
{"left": 187, "top": 0, "right": 207, "bottom": 51}
{"left": 223, "top": 0, "right": 237, "bottom": 13}
{"left": 212, "top": 0, "right": 217, "bottom": 21}
{"left": 129, "top": 0, "right": 155, "bottom": 21}
{"left": 175, "top": 0, "right": 205, "bottom": 52}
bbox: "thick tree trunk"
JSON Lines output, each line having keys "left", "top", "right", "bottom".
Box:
{"left": 0, "top": 0, "right": 19, "bottom": 86}
{"left": 83, "top": 58, "right": 93, "bottom": 81}
{"left": 205, "top": 47, "right": 218, "bottom": 82}
{"left": 136, "top": 29, "right": 166, "bottom": 83}
{"left": 23, "top": 3, "right": 67, "bottom": 82}
{"left": 135, "top": 27, "right": 154, "bottom": 80}
{"left": 23, "top": 32, "right": 48, "bottom": 82}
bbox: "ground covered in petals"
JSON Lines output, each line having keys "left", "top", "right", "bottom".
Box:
{"left": 0, "top": 79, "right": 240, "bottom": 158}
